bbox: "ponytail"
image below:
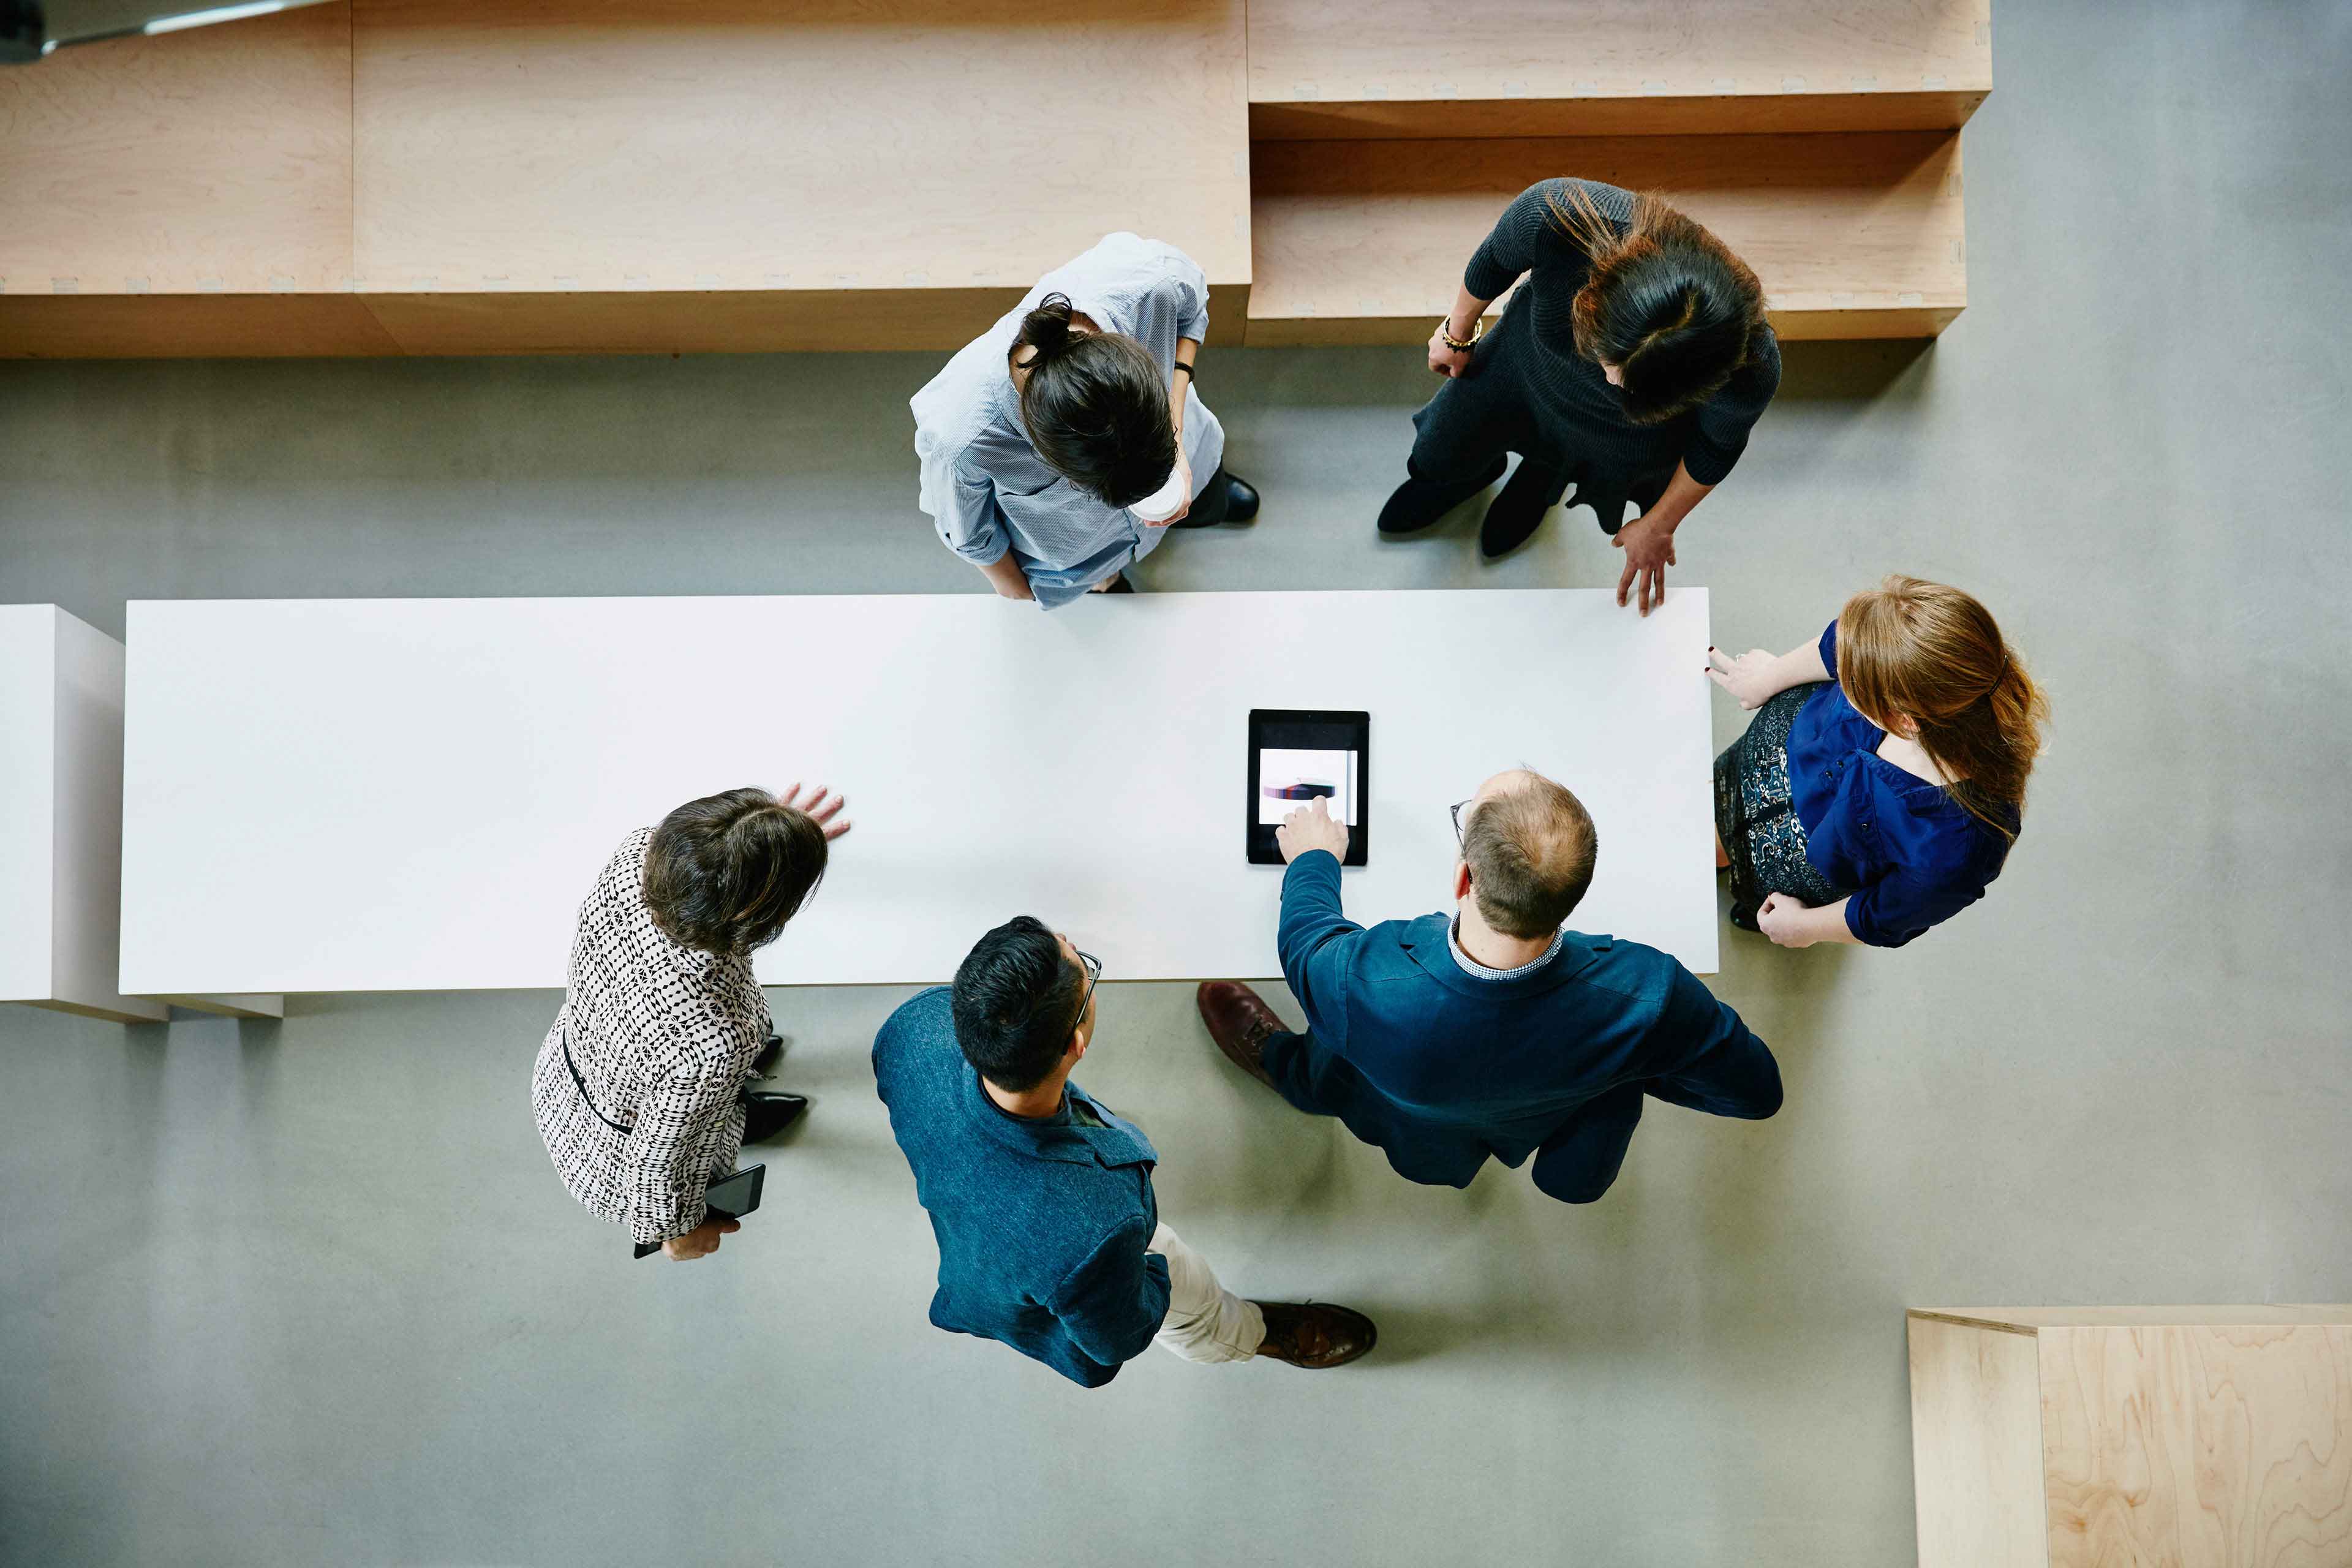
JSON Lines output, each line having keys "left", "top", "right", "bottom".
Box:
{"left": 1013, "top": 292, "right": 1080, "bottom": 366}
{"left": 1835, "top": 576, "right": 2050, "bottom": 843}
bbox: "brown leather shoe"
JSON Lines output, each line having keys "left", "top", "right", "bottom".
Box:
{"left": 1254, "top": 1301, "right": 1376, "bottom": 1368}
{"left": 1196, "top": 981, "right": 1284, "bottom": 1090}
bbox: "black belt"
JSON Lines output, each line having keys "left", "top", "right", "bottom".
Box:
{"left": 560, "top": 1028, "right": 634, "bottom": 1134}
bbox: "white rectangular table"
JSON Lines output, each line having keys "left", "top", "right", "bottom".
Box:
{"left": 119, "top": 589, "right": 1718, "bottom": 993}
{"left": 2, "top": 605, "right": 167, "bottom": 1022}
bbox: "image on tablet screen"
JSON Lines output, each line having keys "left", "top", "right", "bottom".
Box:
{"left": 1257, "top": 747, "right": 1359, "bottom": 826}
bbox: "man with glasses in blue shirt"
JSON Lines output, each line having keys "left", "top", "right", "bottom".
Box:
{"left": 873, "top": 916, "right": 1375, "bottom": 1387}
{"left": 1199, "top": 769, "right": 1781, "bottom": 1205}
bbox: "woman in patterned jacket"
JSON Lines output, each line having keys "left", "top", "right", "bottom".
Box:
{"left": 531, "top": 785, "right": 850, "bottom": 1260}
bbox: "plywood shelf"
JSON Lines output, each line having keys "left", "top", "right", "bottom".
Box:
{"left": 1247, "top": 130, "right": 1966, "bottom": 345}
{"left": 1248, "top": 0, "right": 1991, "bottom": 139}
{"left": 0, "top": 0, "right": 1251, "bottom": 358}
{"left": 0, "top": 0, "right": 1986, "bottom": 358}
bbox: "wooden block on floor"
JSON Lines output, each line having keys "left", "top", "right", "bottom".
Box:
{"left": 0, "top": 606, "right": 167, "bottom": 1025}
{"left": 1907, "top": 1306, "right": 2352, "bottom": 1568}
{"left": 1247, "top": 0, "right": 1991, "bottom": 139}
{"left": 1247, "top": 130, "right": 1966, "bottom": 344}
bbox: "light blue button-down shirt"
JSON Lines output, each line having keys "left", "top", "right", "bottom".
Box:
{"left": 911, "top": 233, "right": 1225, "bottom": 609}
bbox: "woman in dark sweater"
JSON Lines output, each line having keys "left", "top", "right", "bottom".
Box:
{"left": 1706, "top": 577, "right": 2049, "bottom": 949}
{"left": 1381, "top": 179, "right": 1780, "bottom": 613}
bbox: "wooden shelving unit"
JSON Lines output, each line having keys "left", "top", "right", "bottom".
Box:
{"left": 0, "top": 0, "right": 1251, "bottom": 357}
{"left": 0, "top": 0, "right": 1985, "bottom": 357}
{"left": 1249, "top": 130, "right": 1966, "bottom": 345}
{"left": 1246, "top": 0, "right": 1992, "bottom": 138}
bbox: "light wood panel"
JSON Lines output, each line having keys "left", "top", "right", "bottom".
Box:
{"left": 2040, "top": 1322, "right": 2352, "bottom": 1568}
{"left": 1909, "top": 1308, "right": 2352, "bottom": 1568}
{"left": 0, "top": 3, "right": 355, "bottom": 296}
{"left": 1910, "top": 1313, "right": 2051, "bottom": 1568}
{"left": 1248, "top": 0, "right": 1991, "bottom": 138}
{"left": 1247, "top": 130, "right": 1966, "bottom": 344}
{"left": 349, "top": 0, "right": 1251, "bottom": 297}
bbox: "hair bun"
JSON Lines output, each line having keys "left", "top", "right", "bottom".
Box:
{"left": 1017, "top": 292, "right": 1078, "bottom": 362}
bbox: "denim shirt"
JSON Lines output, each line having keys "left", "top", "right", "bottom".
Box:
{"left": 910, "top": 232, "right": 1224, "bottom": 608}
{"left": 1786, "top": 622, "right": 2015, "bottom": 947}
{"left": 871, "top": 987, "right": 1171, "bottom": 1388}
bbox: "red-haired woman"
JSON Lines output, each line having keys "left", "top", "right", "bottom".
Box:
{"left": 1708, "top": 578, "right": 2049, "bottom": 948}
{"left": 1381, "top": 178, "right": 1779, "bottom": 614}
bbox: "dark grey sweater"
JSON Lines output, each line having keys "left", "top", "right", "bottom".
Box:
{"left": 1460, "top": 178, "right": 1780, "bottom": 488}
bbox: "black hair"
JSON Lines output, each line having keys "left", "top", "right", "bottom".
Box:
{"left": 1553, "top": 186, "right": 1767, "bottom": 426}
{"left": 950, "top": 914, "right": 1084, "bottom": 1093}
{"left": 1010, "top": 293, "right": 1177, "bottom": 507}
{"left": 642, "top": 787, "right": 828, "bottom": 957}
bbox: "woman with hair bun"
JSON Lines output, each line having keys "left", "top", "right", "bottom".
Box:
{"left": 531, "top": 785, "right": 851, "bottom": 1259}
{"left": 1706, "top": 578, "right": 2050, "bottom": 949}
{"left": 1383, "top": 178, "right": 1778, "bottom": 611}
{"left": 911, "top": 233, "right": 1259, "bottom": 606}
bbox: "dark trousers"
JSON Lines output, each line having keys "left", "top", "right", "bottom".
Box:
{"left": 1261, "top": 1025, "right": 1781, "bottom": 1206}
{"left": 1172, "top": 464, "right": 1235, "bottom": 527}
{"left": 1406, "top": 366, "right": 1671, "bottom": 536}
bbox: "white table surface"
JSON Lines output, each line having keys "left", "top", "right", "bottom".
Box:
{"left": 119, "top": 589, "right": 1718, "bottom": 993}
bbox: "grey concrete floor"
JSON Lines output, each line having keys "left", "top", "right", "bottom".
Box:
{"left": 4, "top": 2, "right": 2350, "bottom": 1564}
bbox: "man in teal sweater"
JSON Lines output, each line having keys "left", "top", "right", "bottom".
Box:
{"left": 1200, "top": 769, "right": 1781, "bottom": 1204}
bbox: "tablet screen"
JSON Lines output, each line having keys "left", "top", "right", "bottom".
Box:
{"left": 1256, "top": 747, "right": 1360, "bottom": 826}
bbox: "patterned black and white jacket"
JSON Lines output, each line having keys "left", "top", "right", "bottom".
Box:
{"left": 530, "top": 827, "right": 770, "bottom": 1246}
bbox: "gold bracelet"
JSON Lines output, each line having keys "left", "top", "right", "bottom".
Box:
{"left": 1436, "top": 316, "right": 1482, "bottom": 352}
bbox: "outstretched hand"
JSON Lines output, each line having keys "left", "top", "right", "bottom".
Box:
{"left": 778, "top": 782, "right": 853, "bottom": 840}
{"left": 1276, "top": 796, "right": 1351, "bottom": 864}
{"left": 1705, "top": 647, "right": 1783, "bottom": 710}
{"left": 1611, "top": 516, "right": 1675, "bottom": 616}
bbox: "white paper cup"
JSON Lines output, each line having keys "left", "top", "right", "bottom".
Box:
{"left": 1129, "top": 466, "right": 1189, "bottom": 524}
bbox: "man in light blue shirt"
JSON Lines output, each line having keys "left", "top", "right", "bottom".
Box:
{"left": 911, "top": 233, "right": 1259, "bottom": 607}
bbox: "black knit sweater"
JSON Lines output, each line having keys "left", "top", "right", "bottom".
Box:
{"left": 1460, "top": 178, "right": 1780, "bottom": 488}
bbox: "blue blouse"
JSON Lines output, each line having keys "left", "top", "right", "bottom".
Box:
{"left": 1786, "top": 623, "right": 2015, "bottom": 948}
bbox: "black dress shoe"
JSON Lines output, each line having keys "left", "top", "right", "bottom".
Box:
{"left": 1219, "top": 472, "right": 1259, "bottom": 522}
{"left": 751, "top": 1035, "right": 783, "bottom": 1078}
{"left": 742, "top": 1091, "right": 808, "bottom": 1143}
{"left": 1170, "top": 470, "right": 1259, "bottom": 527}
{"left": 1254, "top": 1301, "right": 1377, "bottom": 1368}
{"left": 1377, "top": 454, "right": 1507, "bottom": 535}
{"left": 1479, "top": 459, "right": 1565, "bottom": 558}
{"left": 1102, "top": 573, "right": 1135, "bottom": 594}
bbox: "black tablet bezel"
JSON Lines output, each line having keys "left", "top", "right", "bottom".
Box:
{"left": 1246, "top": 709, "right": 1369, "bottom": 867}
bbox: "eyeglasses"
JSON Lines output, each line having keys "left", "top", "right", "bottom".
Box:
{"left": 1450, "top": 799, "right": 1474, "bottom": 842}
{"left": 1072, "top": 949, "right": 1102, "bottom": 1027}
